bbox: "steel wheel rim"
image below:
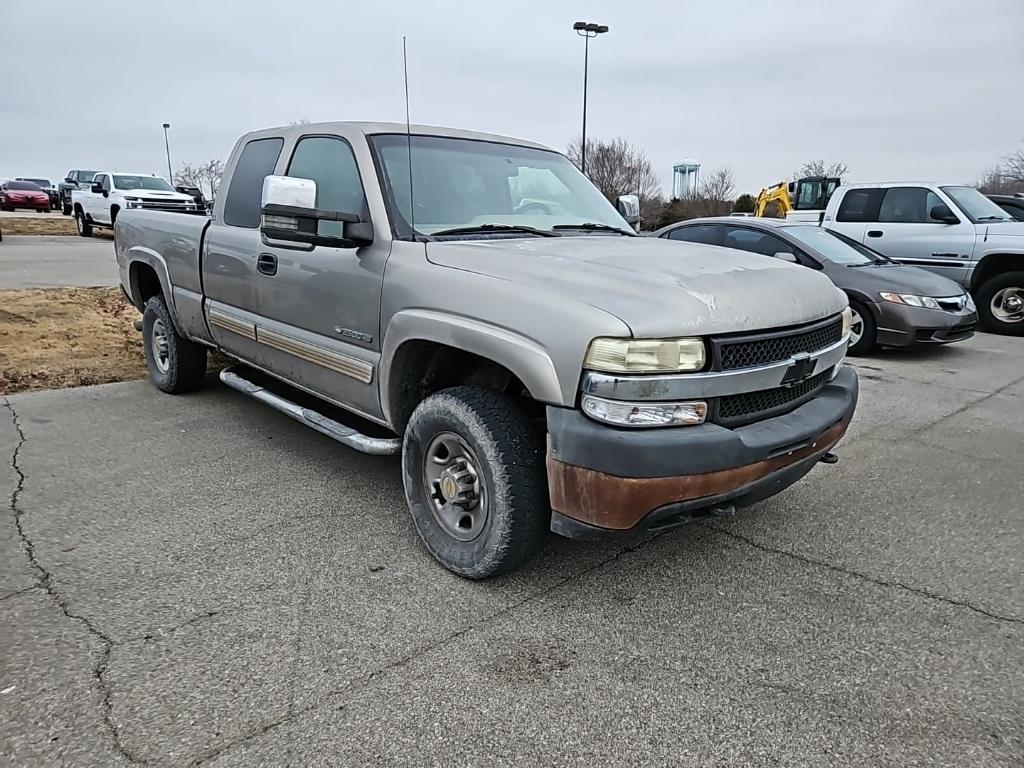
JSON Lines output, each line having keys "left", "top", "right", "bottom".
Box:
{"left": 151, "top": 318, "right": 170, "bottom": 374}
{"left": 849, "top": 307, "right": 864, "bottom": 346}
{"left": 421, "top": 431, "right": 487, "bottom": 542}
{"left": 75, "top": 214, "right": 83, "bottom": 233}
{"left": 991, "top": 287, "right": 1024, "bottom": 323}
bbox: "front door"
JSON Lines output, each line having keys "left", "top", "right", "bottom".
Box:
{"left": 253, "top": 133, "right": 388, "bottom": 420}
{"left": 864, "top": 186, "right": 976, "bottom": 284}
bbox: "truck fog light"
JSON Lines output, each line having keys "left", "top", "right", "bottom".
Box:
{"left": 581, "top": 395, "right": 707, "bottom": 428}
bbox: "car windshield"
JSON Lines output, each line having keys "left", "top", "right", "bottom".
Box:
{"left": 6, "top": 181, "right": 42, "bottom": 191}
{"left": 369, "top": 134, "right": 631, "bottom": 238}
{"left": 21, "top": 178, "right": 50, "bottom": 186}
{"left": 113, "top": 175, "right": 174, "bottom": 192}
{"left": 780, "top": 225, "right": 882, "bottom": 265}
{"left": 76, "top": 171, "right": 99, "bottom": 183}
{"left": 941, "top": 186, "right": 1014, "bottom": 223}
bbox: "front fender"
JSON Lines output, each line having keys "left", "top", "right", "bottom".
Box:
{"left": 379, "top": 309, "right": 565, "bottom": 425}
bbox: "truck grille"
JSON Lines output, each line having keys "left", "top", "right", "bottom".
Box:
{"left": 717, "top": 317, "right": 843, "bottom": 370}
{"left": 717, "top": 369, "right": 831, "bottom": 426}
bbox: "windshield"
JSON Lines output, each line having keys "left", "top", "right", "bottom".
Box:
{"left": 113, "top": 175, "right": 174, "bottom": 192}
{"left": 6, "top": 181, "right": 42, "bottom": 191}
{"left": 21, "top": 178, "right": 50, "bottom": 186}
{"left": 941, "top": 186, "right": 1013, "bottom": 223}
{"left": 369, "top": 134, "right": 631, "bottom": 238}
{"left": 781, "top": 225, "right": 882, "bottom": 265}
{"left": 75, "top": 171, "right": 99, "bottom": 183}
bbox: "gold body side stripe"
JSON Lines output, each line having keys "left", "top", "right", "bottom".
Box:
{"left": 256, "top": 327, "right": 374, "bottom": 384}
{"left": 207, "top": 307, "right": 256, "bottom": 340}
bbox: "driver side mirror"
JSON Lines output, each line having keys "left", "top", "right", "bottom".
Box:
{"left": 616, "top": 194, "right": 641, "bottom": 229}
{"left": 90, "top": 182, "right": 104, "bottom": 194}
{"left": 260, "top": 175, "right": 373, "bottom": 249}
{"left": 773, "top": 251, "right": 799, "bottom": 264}
{"left": 930, "top": 204, "right": 959, "bottom": 224}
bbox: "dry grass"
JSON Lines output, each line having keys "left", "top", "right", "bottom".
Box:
{"left": 1, "top": 216, "right": 79, "bottom": 236}
{"left": 0, "top": 287, "right": 146, "bottom": 394}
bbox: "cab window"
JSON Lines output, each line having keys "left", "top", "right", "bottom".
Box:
{"left": 286, "top": 136, "right": 366, "bottom": 238}
{"left": 223, "top": 137, "right": 284, "bottom": 228}
{"left": 878, "top": 187, "right": 945, "bottom": 223}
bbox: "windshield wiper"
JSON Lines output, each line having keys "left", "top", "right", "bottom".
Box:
{"left": 552, "top": 222, "right": 635, "bottom": 236}
{"left": 977, "top": 216, "right": 1010, "bottom": 222}
{"left": 430, "top": 224, "right": 560, "bottom": 238}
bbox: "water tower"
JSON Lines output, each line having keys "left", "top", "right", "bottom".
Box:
{"left": 672, "top": 159, "right": 701, "bottom": 198}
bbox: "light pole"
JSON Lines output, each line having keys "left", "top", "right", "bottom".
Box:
{"left": 162, "top": 123, "right": 173, "bottom": 183}
{"left": 572, "top": 21, "right": 608, "bottom": 177}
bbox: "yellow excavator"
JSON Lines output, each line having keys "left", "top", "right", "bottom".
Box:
{"left": 754, "top": 176, "right": 841, "bottom": 221}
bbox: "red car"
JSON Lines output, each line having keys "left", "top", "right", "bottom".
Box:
{"left": 0, "top": 180, "right": 51, "bottom": 212}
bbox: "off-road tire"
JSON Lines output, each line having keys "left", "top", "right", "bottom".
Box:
{"left": 402, "top": 386, "right": 548, "bottom": 579}
{"left": 142, "top": 295, "right": 207, "bottom": 394}
{"left": 847, "top": 299, "right": 877, "bottom": 355}
{"left": 62, "top": 200, "right": 72, "bottom": 216}
{"left": 75, "top": 210, "right": 92, "bottom": 237}
{"left": 975, "top": 271, "right": 1024, "bottom": 336}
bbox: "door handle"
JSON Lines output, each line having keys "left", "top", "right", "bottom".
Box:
{"left": 867, "top": 230, "right": 883, "bottom": 238}
{"left": 257, "top": 253, "right": 278, "bottom": 276}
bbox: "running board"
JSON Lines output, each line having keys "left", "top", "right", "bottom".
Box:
{"left": 219, "top": 367, "right": 401, "bottom": 456}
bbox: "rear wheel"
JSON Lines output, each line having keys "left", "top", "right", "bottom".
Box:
{"left": 976, "top": 272, "right": 1024, "bottom": 336}
{"left": 142, "top": 295, "right": 207, "bottom": 393}
{"left": 75, "top": 210, "right": 92, "bottom": 237}
{"left": 402, "top": 386, "right": 548, "bottom": 579}
{"left": 847, "top": 300, "right": 876, "bottom": 355}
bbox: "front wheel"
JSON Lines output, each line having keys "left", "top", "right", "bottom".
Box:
{"left": 61, "top": 201, "right": 72, "bottom": 216}
{"left": 975, "top": 272, "right": 1024, "bottom": 336}
{"left": 142, "top": 295, "right": 207, "bottom": 393}
{"left": 402, "top": 386, "right": 548, "bottom": 579}
{"left": 847, "top": 300, "right": 877, "bottom": 355}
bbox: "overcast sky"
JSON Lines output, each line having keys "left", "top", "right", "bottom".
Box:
{"left": 2, "top": 0, "right": 1022, "bottom": 195}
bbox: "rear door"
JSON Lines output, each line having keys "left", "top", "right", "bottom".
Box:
{"left": 252, "top": 132, "right": 387, "bottom": 419}
{"left": 825, "top": 188, "right": 882, "bottom": 243}
{"left": 203, "top": 136, "right": 286, "bottom": 364}
{"left": 865, "top": 186, "right": 976, "bottom": 283}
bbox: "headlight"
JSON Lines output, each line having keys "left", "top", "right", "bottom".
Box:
{"left": 879, "top": 292, "right": 941, "bottom": 310}
{"left": 581, "top": 394, "right": 707, "bottom": 428}
{"left": 841, "top": 306, "right": 853, "bottom": 337}
{"left": 124, "top": 196, "right": 139, "bottom": 201}
{"left": 584, "top": 337, "right": 705, "bottom": 373}
{"left": 964, "top": 294, "right": 976, "bottom": 311}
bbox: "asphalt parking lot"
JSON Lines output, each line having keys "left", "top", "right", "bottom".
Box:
{"left": 0, "top": 236, "right": 117, "bottom": 289}
{"left": 2, "top": 334, "right": 1023, "bottom": 766}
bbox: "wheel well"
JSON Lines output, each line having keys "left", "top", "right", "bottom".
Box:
{"left": 73, "top": 202, "right": 84, "bottom": 215}
{"left": 129, "top": 262, "right": 163, "bottom": 309}
{"left": 971, "top": 254, "right": 1024, "bottom": 293}
{"left": 387, "top": 340, "right": 535, "bottom": 432}
{"left": 110, "top": 204, "right": 120, "bottom": 224}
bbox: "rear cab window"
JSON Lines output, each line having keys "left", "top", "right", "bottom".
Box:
{"left": 223, "top": 137, "right": 285, "bottom": 228}
{"left": 836, "top": 189, "right": 884, "bottom": 222}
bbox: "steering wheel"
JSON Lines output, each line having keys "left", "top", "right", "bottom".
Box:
{"left": 515, "top": 201, "right": 552, "bottom": 215}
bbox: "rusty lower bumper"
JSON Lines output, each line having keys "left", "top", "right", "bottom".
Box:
{"left": 545, "top": 366, "right": 858, "bottom": 537}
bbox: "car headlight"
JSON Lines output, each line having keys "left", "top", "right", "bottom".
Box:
{"left": 584, "top": 337, "right": 705, "bottom": 373}
{"left": 124, "top": 196, "right": 139, "bottom": 202}
{"left": 841, "top": 306, "right": 853, "bottom": 338}
{"left": 581, "top": 394, "right": 707, "bottom": 428}
{"left": 879, "top": 292, "right": 941, "bottom": 310}
{"left": 964, "top": 294, "right": 975, "bottom": 311}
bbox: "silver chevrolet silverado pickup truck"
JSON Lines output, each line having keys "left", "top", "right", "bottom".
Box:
{"left": 115, "top": 121, "right": 858, "bottom": 579}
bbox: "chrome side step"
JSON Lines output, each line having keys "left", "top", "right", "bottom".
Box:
{"left": 219, "top": 367, "right": 401, "bottom": 456}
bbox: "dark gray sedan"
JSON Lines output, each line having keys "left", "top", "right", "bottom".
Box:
{"left": 653, "top": 217, "right": 977, "bottom": 354}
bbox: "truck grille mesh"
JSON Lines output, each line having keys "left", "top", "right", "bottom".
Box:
{"left": 717, "top": 370, "right": 830, "bottom": 426}
{"left": 719, "top": 318, "right": 843, "bottom": 370}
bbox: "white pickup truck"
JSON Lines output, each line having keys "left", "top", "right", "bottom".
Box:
{"left": 822, "top": 182, "right": 1024, "bottom": 334}
{"left": 71, "top": 172, "right": 199, "bottom": 236}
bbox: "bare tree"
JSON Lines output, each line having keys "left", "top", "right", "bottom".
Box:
{"left": 174, "top": 159, "right": 225, "bottom": 200}
{"left": 650, "top": 166, "right": 736, "bottom": 227}
{"left": 977, "top": 142, "right": 1024, "bottom": 195}
{"left": 794, "top": 160, "right": 850, "bottom": 180}
{"left": 566, "top": 137, "right": 663, "bottom": 222}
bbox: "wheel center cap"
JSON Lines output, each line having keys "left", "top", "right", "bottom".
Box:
{"left": 440, "top": 475, "right": 458, "bottom": 501}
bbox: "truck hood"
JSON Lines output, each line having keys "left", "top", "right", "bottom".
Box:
{"left": 981, "top": 222, "right": 1024, "bottom": 238}
{"left": 426, "top": 235, "right": 846, "bottom": 337}
{"left": 121, "top": 190, "right": 193, "bottom": 201}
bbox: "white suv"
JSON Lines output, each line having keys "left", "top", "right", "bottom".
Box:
{"left": 71, "top": 172, "right": 199, "bottom": 236}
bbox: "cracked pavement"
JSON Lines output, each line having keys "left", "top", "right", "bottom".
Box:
{"left": 2, "top": 334, "right": 1023, "bottom": 766}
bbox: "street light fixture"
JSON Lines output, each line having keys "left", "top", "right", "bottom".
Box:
{"left": 162, "top": 123, "right": 173, "bottom": 183}
{"left": 573, "top": 20, "right": 609, "bottom": 176}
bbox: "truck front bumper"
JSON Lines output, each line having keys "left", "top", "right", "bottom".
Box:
{"left": 546, "top": 366, "right": 858, "bottom": 538}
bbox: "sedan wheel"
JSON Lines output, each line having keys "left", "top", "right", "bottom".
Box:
{"left": 846, "top": 301, "right": 876, "bottom": 356}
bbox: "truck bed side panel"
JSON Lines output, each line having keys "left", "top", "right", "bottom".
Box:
{"left": 114, "top": 209, "right": 212, "bottom": 343}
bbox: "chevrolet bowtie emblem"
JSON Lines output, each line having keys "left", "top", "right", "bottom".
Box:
{"left": 780, "top": 352, "right": 816, "bottom": 385}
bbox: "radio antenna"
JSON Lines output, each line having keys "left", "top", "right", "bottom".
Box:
{"left": 403, "top": 36, "right": 416, "bottom": 240}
